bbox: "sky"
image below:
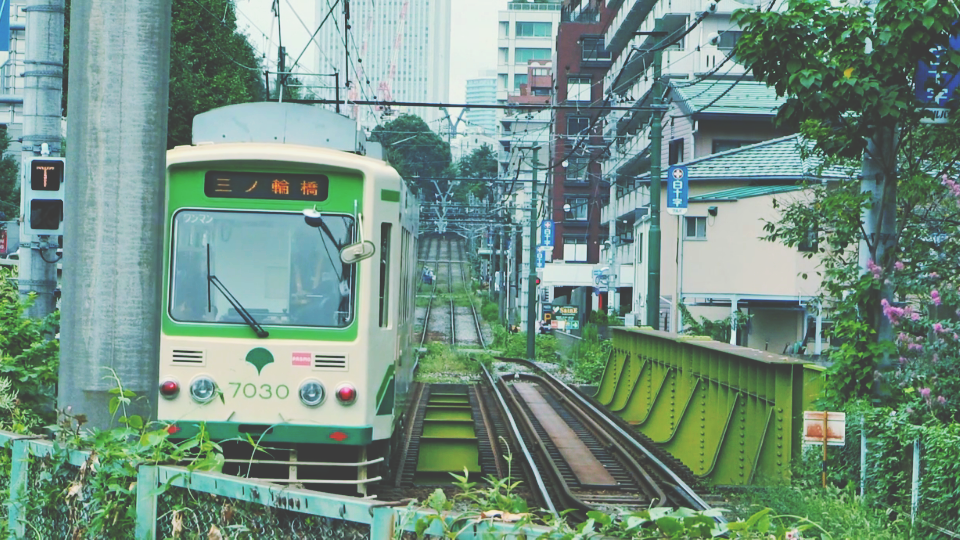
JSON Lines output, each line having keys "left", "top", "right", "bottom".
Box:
{"left": 234, "top": 0, "right": 506, "bottom": 106}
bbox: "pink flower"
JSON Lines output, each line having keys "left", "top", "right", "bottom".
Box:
{"left": 881, "top": 298, "right": 905, "bottom": 325}
{"left": 867, "top": 259, "right": 883, "bottom": 279}
{"left": 912, "top": 313, "right": 921, "bottom": 321}
{"left": 932, "top": 290, "right": 942, "bottom": 306}
{"left": 898, "top": 332, "right": 909, "bottom": 342}
{"left": 920, "top": 387, "right": 932, "bottom": 398}
{"left": 938, "top": 396, "right": 947, "bottom": 405}
{"left": 933, "top": 322, "right": 946, "bottom": 334}
{"left": 930, "top": 272, "right": 940, "bottom": 279}
{"left": 899, "top": 356, "right": 908, "bottom": 364}
{"left": 908, "top": 343, "right": 923, "bottom": 352}
{"left": 894, "top": 261, "right": 905, "bottom": 271}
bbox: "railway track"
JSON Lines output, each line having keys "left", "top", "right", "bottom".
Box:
{"left": 483, "top": 357, "right": 714, "bottom": 521}
{"left": 417, "top": 236, "right": 488, "bottom": 348}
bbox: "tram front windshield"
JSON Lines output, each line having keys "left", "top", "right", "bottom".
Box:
{"left": 169, "top": 210, "right": 356, "bottom": 328}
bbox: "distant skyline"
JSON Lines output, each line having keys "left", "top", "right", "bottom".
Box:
{"left": 235, "top": 0, "right": 505, "bottom": 122}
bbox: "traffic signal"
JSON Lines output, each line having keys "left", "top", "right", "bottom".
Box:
{"left": 535, "top": 277, "right": 541, "bottom": 285}
{"left": 23, "top": 157, "right": 65, "bottom": 236}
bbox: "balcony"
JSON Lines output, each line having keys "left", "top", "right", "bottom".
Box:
{"left": 601, "top": 184, "right": 649, "bottom": 225}
{"left": 562, "top": 5, "right": 601, "bottom": 22}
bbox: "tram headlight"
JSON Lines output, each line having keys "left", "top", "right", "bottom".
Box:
{"left": 299, "top": 380, "right": 326, "bottom": 407}
{"left": 335, "top": 383, "right": 357, "bottom": 405}
{"left": 189, "top": 376, "right": 217, "bottom": 403}
{"left": 159, "top": 378, "right": 180, "bottom": 399}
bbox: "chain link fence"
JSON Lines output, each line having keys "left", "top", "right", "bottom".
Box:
{"left": 156, "top": 487, "right": 371, "bottom": 539}
{"left": 0, "top": 440, "right": 11, "bottom": 537}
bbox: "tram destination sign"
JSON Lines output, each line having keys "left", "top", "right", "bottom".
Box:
{"left": 204, "top": 171, "right": 329, "bottom": 201}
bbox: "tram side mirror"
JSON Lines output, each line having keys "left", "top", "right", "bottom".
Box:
{"left": 340, "top": 241, "right": 376, "bottom": 264}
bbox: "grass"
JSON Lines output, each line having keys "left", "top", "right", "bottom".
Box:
{"left": 416, "top": 342, "right": 483, "bottom": 383}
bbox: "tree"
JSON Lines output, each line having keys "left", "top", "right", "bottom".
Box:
{"left": 167, "top": 0, "right": 265, "bottom": 148}
{"left": 0, "top": 127, "right": 20, "bottom": 221}
{"left": 370, "top": 114, "right": 453, "bottom": 197}
{"left": 454, "top": 144, "right": 498, "bottom": 202}
{"left": 733, "top": 0, "right": 960, "bottom": 404}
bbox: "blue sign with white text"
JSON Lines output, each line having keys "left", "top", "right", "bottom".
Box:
{"left": 536, "top": 250, "right": 545, "bottom": 269}
{"left": 666, "top": 165, "right": 689, "bottom": 216}
{"left": 540, "top": 219, "right": 554, "bottom": 247}
{"left": 0, "top": 1, "right": 10, "bottom": 52}
{"left": 916, "top": 26, "right": 960, "bottom": 124}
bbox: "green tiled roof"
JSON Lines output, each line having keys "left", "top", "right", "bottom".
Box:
{"left": 635, "top": 135, "right": 858, "bottom": 181}
{"left": 690, "top": 184, "right": 804, "bottom": 201}
{"left": 671, "top": 80, "right": 786, "bottom": 117}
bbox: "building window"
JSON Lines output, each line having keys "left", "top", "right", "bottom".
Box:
{"left": 581, "top": 37, "right": 610, "bottom": 60}
{"left": 499, "top": 21, "right": 508, "bottom": 38}
{"left": 515, "top": 48, "right": 551, "bottom": 64}
{"left": 567, "top": 116, "right": 590, "bottom": 135}
{"left": 798, "top": 228, "right": 819, "bottom": 252}
{"left": 498, "top": 47, "right": 508, "bottom": 64}
{"left": 563, "top": 235, "right": 588, "bottom": 262}
{"left": 718, "top": 31, "right": 744, "bottom": 50}
{"left": 637, "top": 233, "right": 643, "bottom": 262}
{"left": 669, "top": 138, "right": 684, "bottom": 165}
{"left": 565, "top": 197, "right": 588, "bottom": 221}
{"left": 712, "top": 139, "right": 753, "bottom": 154}
{"left": 516, "top": 21, "right": 551, "bottom": 37}
{"left": 685, "top": 216, "right": 707, "bottom": 239}
{"left": 566, "top": 76, "right": 591, "bottom": 103}
{"left": 565, "top": 157, "right": 589, "bottom": 183}
{"left": 533, "top": 88, "right": 550, "bottom": 96}
{"left": 497, "top": 73, "right": 508, "bottom": 91}
{"left": 514, "top": 74, "right": 527, "bottom": 90}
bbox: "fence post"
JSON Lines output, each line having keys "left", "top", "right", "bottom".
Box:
{"left": 860, "top": 416, "right": 866, "bottom": 498}
{"left": 136, "top": 465, "right": 159, "bottom": 540}
{"left": 370, "top": 507, "right": 395, "bottom": 539}
{"left": 911, "top": 439, "right": 920, "bottom": 525}
{"left": 7, "top": 440, "right": 28, "bottom": 538}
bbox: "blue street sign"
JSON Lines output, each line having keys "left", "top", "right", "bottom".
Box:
{"left": 540, "top": 219, "right": 554, "bottom": 247}
{"left": 916, "top": 29, "right": 960, "bottom": 124}
{"left": 666, "top": 165, "right": 689, "bottom": 216}
{"left": 536, "top": 250, "right": 545, "bottom": 269}
{"left": 0, "top": 1, "right": 9, "bottom": 52}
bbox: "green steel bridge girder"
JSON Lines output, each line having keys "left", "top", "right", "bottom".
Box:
{"left": 596, "top": 327, "right": 824, "bottom": 486}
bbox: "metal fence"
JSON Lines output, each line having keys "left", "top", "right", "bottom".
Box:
{"left": 553, "top": 330, "right": 582, "bottom": 364}
{"left": 0, "top": 431, "right": 552, "bottom": 539}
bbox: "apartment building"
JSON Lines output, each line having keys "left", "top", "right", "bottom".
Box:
{"left": 496, "top": 0, "right": 562, "bottom": 103}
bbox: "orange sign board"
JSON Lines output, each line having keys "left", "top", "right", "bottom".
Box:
{"left": 803, "top": 411, "right": 846, "bottom": 446}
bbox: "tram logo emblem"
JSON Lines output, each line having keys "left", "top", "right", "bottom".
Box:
{"left": 245, "top": 347, "right": 275, "bottom": 375}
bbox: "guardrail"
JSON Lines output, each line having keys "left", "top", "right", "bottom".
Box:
{"left": 597, "top": 327, "right": 823, "bottom": 485}
{"left": 0, "top": 431, "right": 553, "bottom": 539}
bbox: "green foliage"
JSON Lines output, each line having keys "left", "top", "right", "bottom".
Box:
{"left": 0, "top": 267, "right": 60, "bottom": 433}
{"left": 480, "top": 300, "right": 499, "bottom": 323}
{"left": 14, "top": 375, "right": 224, "bottom": 539}
{"left": 0, "top": 127, "right": 20, "bottom": 221}
{"left": 370, "top": 115, "right": 453, "bottom": 198}
{"left": 573, "top": 324, "right": 612, "bottom": 385}
{"left": 492, "top": 324, "right": 560, "bottom": 363}
{"left": 733, "top": 0, "right": 960, "bottom": 405}
{"left": 679, "top": 304, "right": 751, "bottom": 345}
{"left": 587, "top": 309, "right": 620, "bottom": 326}
{"left": 416, "top": 342, "right": 481, "bottom": 382}
{"left": 167, "top": 0, "right": 265, "bottom": 148}
{"left": 452, "top": 145, "right": 498, "bottom": 203}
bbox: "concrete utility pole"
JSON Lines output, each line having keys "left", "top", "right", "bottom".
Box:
{"left": 499, "top": 225, "right": 506, "bottom": 322}
{"left": 18, "top": 0, "right": 65, "bottom": 319}
{"left": 59, "top": 0, "right": 171, "bottom": 429}
{"left": 645, "top": 30, "right": 664, "bottom": 330}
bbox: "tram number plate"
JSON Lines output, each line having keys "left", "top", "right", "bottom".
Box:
{"left": 228, "top": 382, "right": 291, "bottom": 400}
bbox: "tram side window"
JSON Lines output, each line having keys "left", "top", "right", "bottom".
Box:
{"left": 380, "top": 223, "right": 392, "bottom": 327}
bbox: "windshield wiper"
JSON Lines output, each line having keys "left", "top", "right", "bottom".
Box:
{"left": 206, "top": 244, "right": 269, "bottom": 338}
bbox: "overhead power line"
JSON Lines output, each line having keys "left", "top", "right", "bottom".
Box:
{"left": 279, "top": 98, "right": 657, "bottom": 111}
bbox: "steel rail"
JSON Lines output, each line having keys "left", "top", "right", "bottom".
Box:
{"left": 449, "top": 298, "right": 456, "bottom": 346}
{"left": 511, "top": 372, "right": 667, "bottom": 508}
{"left": 480, "top": 364, "right": 557, "bottom": 517}
{"left": 418, "top": 274, "right": 437, "bottom": 349}
{"left": 495, "top": 356, "right": 716, "bottom": 515}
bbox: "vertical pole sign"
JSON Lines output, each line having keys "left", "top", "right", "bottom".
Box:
{"left": 916, "top": 28, "right": 960, "bottom": 124}
{"left": 666, "top": 165, "right": 689, "bottom": 216}
{"left": 23, "top": 158, "right": 66, "bottom": 236}
{"left": 0, "top": 0, "right": 10, "bottom": 52}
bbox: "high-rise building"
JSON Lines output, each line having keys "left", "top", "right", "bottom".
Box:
{"left": 312, "top": 0, "right": 451, "bottom": 130}
{"left": 496, "top": 1, "right": 561, "bottom": 103}
{"left": 464, "top": 76, "right": 497, "bottom": 136}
